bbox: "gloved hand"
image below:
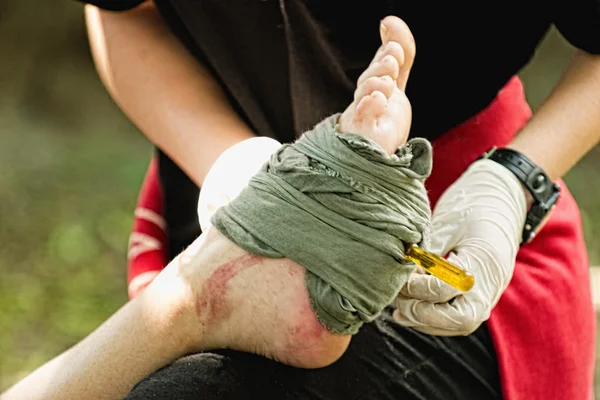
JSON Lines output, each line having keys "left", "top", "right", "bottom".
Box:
{"left": 393, "top": 158, "right": 528, "bottom": 336}
{"left": 197, "top": 136, "right": 282, "bottom": 231}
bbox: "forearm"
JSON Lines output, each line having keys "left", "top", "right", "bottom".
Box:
{"left": 85, "top": 2, "right": 254, "bottom": 186}
{"left": 1, "top": 267, "right": 194, "bottom": 400}
{"left": 509, "top": 51, "right": 600, "bottom": 180}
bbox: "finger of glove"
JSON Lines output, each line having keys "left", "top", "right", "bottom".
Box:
{"left": 399, "top": 266, "right": 462, "bottom": 302}
{"left": 392, "top": 296, "right": 471, "bottom": 336}
{"left": 400, "top": 250, "right": 475, "bottom": 302}
{"left": 392, "top": 307, "right": 480, "bottom": 336}
{"left": 393, "top": 290, "right": 487, "bottom": 335}
{"left": 414, "top": 235, "right": 513, "bottom": 323}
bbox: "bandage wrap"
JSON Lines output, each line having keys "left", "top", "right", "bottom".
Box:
{"left": 211, "top": 114, "right": 433, "bottom": 334}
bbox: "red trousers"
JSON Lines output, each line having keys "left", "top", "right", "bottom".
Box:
{"left": 127, "top": 76, "right": 596, "bottom": 399}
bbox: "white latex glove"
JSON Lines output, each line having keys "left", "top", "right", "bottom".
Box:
{"left": 197, "top": 136, "right": 282, "bottom": 231}
{"left": 393, "top": 158, "right": 528, "bottom": 336}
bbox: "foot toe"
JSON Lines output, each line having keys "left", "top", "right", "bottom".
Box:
{"left": 357, "top": 54, "right": 399, "bottom": 86}
{"left": 380, "top": 16, "right": 415, "bottom": 90}
{"left": 354, "top": 91, "right": 387, "bottom": 126}
{"left": 354, "top": 75, "right": 395, "bottom": 101}
{"left": 373, "top": 41, "right": 405, "bottom": 69}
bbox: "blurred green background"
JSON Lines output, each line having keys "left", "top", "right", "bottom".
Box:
{"left": 1, "top": 0, "right": 599, "bottom": 393}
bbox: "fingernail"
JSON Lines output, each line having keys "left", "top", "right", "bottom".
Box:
{"left": 380, "top": 21, "right": 388, "bottom": 42}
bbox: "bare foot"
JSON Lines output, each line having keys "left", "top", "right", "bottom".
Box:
{"left": 338, "top": 16, "right": 416, "bottom": 154}
{"left": 168, "top": 16, "right": 417, "bottom": 369}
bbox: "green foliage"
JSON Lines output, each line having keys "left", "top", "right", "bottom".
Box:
{"left": 0, "top": 2, "right": 152, "bottom": 387}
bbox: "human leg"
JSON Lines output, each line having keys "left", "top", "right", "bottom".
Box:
{"left": 148, "top": 16, "right": 422, "bottom": 368}
{"left": 125, "top": 308, "right": 502, "bottom": 400}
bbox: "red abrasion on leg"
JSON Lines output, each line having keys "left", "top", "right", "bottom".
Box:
{"left": 282, "top": 260, "right": 329, "bottom": 341}
{"left": 428, "top": 76, "right": 595, "bottom": 400}
{"left": 289, "top": 286, "right": 330, "bottom": 342}
{"left": 127, "top": 156, "right": 168, "bottom": 299}
{"left": 195, "top": 254, "right": 264, "bottom": 324}
{"left": 281, "top": 280, "right": 337, "bottom": 364}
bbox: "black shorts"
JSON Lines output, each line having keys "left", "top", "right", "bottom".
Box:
{"left": 125, "top": 307, "right": 501, "bottom": 400}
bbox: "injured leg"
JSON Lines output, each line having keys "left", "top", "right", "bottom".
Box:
{"left": 163, "top": 16, "right": 427, "bottom": 369}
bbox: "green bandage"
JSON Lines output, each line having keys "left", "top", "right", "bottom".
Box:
{"left": 211, "top": 114, "right": 432, "bottom": 334}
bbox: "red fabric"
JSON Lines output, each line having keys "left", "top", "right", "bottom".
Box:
{"left": 428, "top": 76, "right": 596, "bottom": 400}
{"left": 127, "top": 75, "right": 596, "bottom": 397}
{"left": 127, "top": 155, "right": 168, "bottom": 299}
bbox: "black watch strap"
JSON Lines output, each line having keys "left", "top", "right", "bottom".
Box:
{"left": 481, "top": 147, "right": 560, "bottom": 244}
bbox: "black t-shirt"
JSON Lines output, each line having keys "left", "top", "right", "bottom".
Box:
{"left": 77, "top": 0, "right": 600, "bottom": 141}
{"left": 75, "top": 0, "right": 600, "bottom": 256}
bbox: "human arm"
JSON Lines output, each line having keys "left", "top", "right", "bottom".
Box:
{"left": 84, "top": 1, "right": 255, "bottom": 186}
{"left": 394, "top": 49, "right": 600, "bottom": 335}
{"left": 509, "top": 50, "right": 600, "bottom": 181}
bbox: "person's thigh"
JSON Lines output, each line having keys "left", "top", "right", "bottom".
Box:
{"left": 125, "top": 307, "right": 501, "bottom": 400}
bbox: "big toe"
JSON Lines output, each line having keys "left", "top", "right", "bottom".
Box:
{"left": 380, "top": 16, "right": 415, "bottom": 90}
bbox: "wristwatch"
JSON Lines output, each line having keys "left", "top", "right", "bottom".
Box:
{"left": 480, "top": 147, "right": 561, "bottom": 245}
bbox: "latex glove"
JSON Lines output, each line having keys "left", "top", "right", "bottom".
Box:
{"left": 393, "top": 158, "right": 528, "bottom": 336}
{"left": 197, "top": 136, "right": 282, "bottom": 231}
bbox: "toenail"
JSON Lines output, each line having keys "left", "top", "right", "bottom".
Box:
{"left": 380, "top": 22, "right": 388, "bottom": 41}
